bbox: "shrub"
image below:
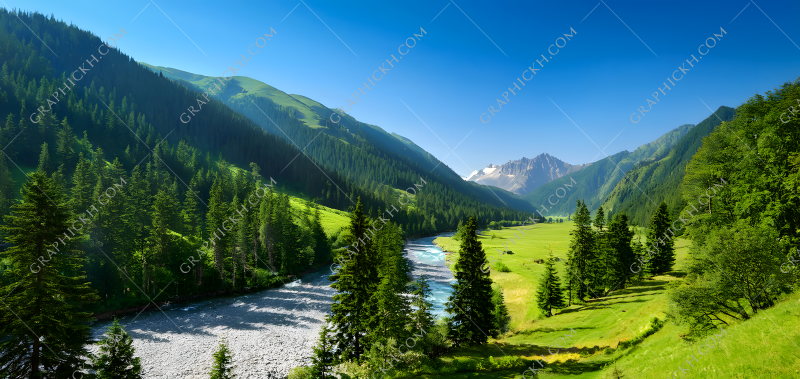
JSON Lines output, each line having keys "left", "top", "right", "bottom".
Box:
{"left": 494, "top": 261, "right": 511, "bottom": 272}
{"left": 418, "top": 318, "right": 451, "bottom": 359}
{"left": 287, "top": 366, "right": 314, "bottom": 379}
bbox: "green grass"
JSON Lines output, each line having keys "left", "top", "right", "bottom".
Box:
{"left": 286, "top": 196, "right": 350, "bottom": 236}
{"left": 425, "top": 223, "right": 799, "bottom": 378}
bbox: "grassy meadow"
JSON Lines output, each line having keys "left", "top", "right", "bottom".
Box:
{"left": 424, "top": 222, "right": 799, "bottom": 378}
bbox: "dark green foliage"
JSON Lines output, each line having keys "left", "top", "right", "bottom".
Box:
{"left": 646, "top": 202, "right": 675, "bottom": 276}
{"left": 0, "top": 8, "right": 542, "bottom": 321}
{"left": 566, "top": 200, "right": 594, "bottom": 303}
{"left": 410, "top": 275, "right": 435, "bottom": 332}
{"left": 606, "top": 213, "right": 636, "bottom": 290}
{"left": 536, "top": 250, "right": 566, "bottom": 317}
{"left": 0, "top": 153, "right": 14, "bottom": 217}
{"left": 71, "top": 152, "right": 94, "bottom": 212}
{"left": 369, "top": 247, "right": 410, "bottom": 347}
{"left": 669, "top": 221, "right": 791, "bottom": 334}
{"left": 309, "top": 206, "right": 332, "bottom": 265}
{"left": 593, "top": 206, "right": 609, "bottom": 295}
{"left": 329, "top": 199, "right": 380, "bottom": 361}
{"left": 668, "top": 80, "right": 800, "bottom": 335}
{"left": 56, "top": 117, "right": 75, "bottom": 169}
{"left": 37, "top": 141, "right": 52, "bottom": 174}
{"left": 452, "top": 219, "right": 465, "bottom": 241}
{"left": 491, "top": 287, "right": 511, "bottom": 337}
{"left": 0, "top": 171, "right": 99, "bottom": 378}
{"left": 311, "top": 320, "right": 335, "bottom": 379}
{"left": 92, "top": 318, "right": 143, "bottom": 379}
{"left": 446, "top": 216, "right": 496, "bottom": 347}
{"left": 210, "top": 338, "right": 235, "bottom": 379}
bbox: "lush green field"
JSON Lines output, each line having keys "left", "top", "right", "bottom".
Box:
{"left": 427, "top": 223, "right": 798, "bottom": 378}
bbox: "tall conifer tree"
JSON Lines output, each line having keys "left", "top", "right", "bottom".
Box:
{"left": 445, "top": 216, "right": 495, "bottom": 347}
{"left": 92, "top": 318, "right": 143, "bottom": 379}
{"left": 647, "top": 202, "right": 675, "bottom": 276}
{"left": 536, "top": 250, "right": 566, "bottom": 317}
{"left": 566, "top": 200, "right": 594, "bottom": 303}
{"left": 329, "top": 198, "right": 379, "bottom": 361}
{"left": 0, "top": 171, "right": 99, "bottom": 378}
{"left": 607, "top": 213, "right": 635, "bottom": 291}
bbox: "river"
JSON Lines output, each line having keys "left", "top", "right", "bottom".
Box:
{"left": 88, "top": 233, "right": 453, "bottom": 378}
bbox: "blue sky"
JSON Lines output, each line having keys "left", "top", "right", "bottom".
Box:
{"left": 11, "top": 0, "right": 800, "bottom": 177}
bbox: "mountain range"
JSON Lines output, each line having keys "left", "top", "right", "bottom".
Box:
{"left": 463, "top": 111, "right": 733, "bottom": 225}
{"left": 465, "top": 153, "right": 587, "bottom": 196}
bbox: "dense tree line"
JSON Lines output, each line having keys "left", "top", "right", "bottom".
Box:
{"left": 668, "top": 80, "right": 800, "bottom": 336}
{"left": 0, "top": 8, "right": 540, "bottom": 311}
{"left": 305, "top": 211, "right": 509, "bottom": 377}
{"left": 538, "top": 201, "right": 673, "bottom": 314}
{"left": 0, "top": 9, "right": 531, "bottom": 241}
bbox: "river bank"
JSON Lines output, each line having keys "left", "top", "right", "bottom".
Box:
{"left": 89, "top": 268, "right": 334, "bottom": 378}
{"left": 87, "top": 233, "right": 456, "bottom": 377}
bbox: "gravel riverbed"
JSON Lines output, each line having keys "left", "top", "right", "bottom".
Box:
{"left": 89, "top": 270, "right": 334, "bottom": 378}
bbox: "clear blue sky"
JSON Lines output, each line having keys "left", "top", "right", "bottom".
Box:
{"left": 10, "top": 0, "right": 800, "bottom": 177}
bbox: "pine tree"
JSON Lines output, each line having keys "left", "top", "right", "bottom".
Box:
{"left": 37, "top": 142, "right": 52, "bottom": 174}
{"left": 0, "top": 152, "right": 15, "bottom": 217}
{"left": 453, "top": 219, "right": 465, "bottom": 241}
{"left": 207, "top": 174, "right": 229, "bottom": 281}
{"left": 369, "top": 252, "right": 410, "bottom": 347}
{"left": 565, "top": 200, "right": 595, "bottom": 304}
{"left": 410, "top": 275, "right": 435, "bottom": 332}
{"left": 92, "top": 318, "right": 143, "bottom": 379}
{"left": 536, "top": 250, "right": 566, "bottom": 317}
{"left": 631, "top": 236, "right": 646, "bottom": 282}
{"left": 182, "top": 177, "right": 201, "bottom": 238}
{"left": 209, "top": 338, "right": 235, "bottom": 379}
{"left": 593, "top": 206, "right": 609, "bottom": 295}
{"left": 146, "top": 189, "right": 175, "bottom": 295}
{"left": 2, "top": 113, "right": 18, "bottom": 160}
{"left": 258, "top": 190, "right": 276, "bottom": 272}
{"left": 56, "top": 117, "right": 75, "bottom": 169}
{"left": 607, "top": 213, "right": 635, "bottom": 291}
{"left": 310, "top": 206, "right": 332, "bottom": 265}
{"left": 329, "top": 198, "right": 380, "bottom": 361}
{"left": 0, "top": 171, "right": 99, "bottom": 378}
{"left": 445, "top": 216, "right": 495, "bottom": 347}
{"left": 71, "top": 152, "right": 94, "bottom": 212}
{"left": 124, "top": 167, "right": 151, "bottom": 292}
{"left": 311, "top": 320, "right": 336, "bottom": 379}
{"left": 647, "top": 202, "right": 675, "bottom": 276}
{"left": 491, "top": 287, "right": 511, "bottom": 337}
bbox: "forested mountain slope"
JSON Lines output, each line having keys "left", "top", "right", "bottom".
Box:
{"left": 138, "top": 64, "right": 535, "bottom": 214}
{"left": 602, "top": 106, "right": 735, "bottom": 225}
{"left": 0, "top": 10, "right": 533, "bottom": 240}
{"left": 522, "top": 123, "right": 695, "bottom": 215}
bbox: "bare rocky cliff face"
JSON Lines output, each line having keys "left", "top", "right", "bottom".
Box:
{"left": 466, "top": 153, "right": 587, "bottom": 195}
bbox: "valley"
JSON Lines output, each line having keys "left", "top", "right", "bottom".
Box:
{"left": 0, "top": 2, "right": 798, "bottom": 379}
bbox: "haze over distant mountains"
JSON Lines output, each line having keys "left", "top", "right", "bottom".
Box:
{"left": 465, "top": 153, "right": 587, "bottom": 195}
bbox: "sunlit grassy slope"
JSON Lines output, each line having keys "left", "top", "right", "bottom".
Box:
{"left": 425, "top": 224, "right": 798, "bottom": 378}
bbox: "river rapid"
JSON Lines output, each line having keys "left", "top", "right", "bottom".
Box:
{"left": 88, "top": 233, "right": 453, "bottom": 378}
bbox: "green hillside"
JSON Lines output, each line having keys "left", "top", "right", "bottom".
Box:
{"left": 522, "top": 124, "right": 694, "bottom": 216}
{"left": 601, "top": 106, "right": 736, "bottom": 225}
{"left": 139, "top": 63, "right": 538, "bottom": 217}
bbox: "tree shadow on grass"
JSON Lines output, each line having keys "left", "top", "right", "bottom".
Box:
{"left": 545, "top": 358, "right": 610, "bottom": 375}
